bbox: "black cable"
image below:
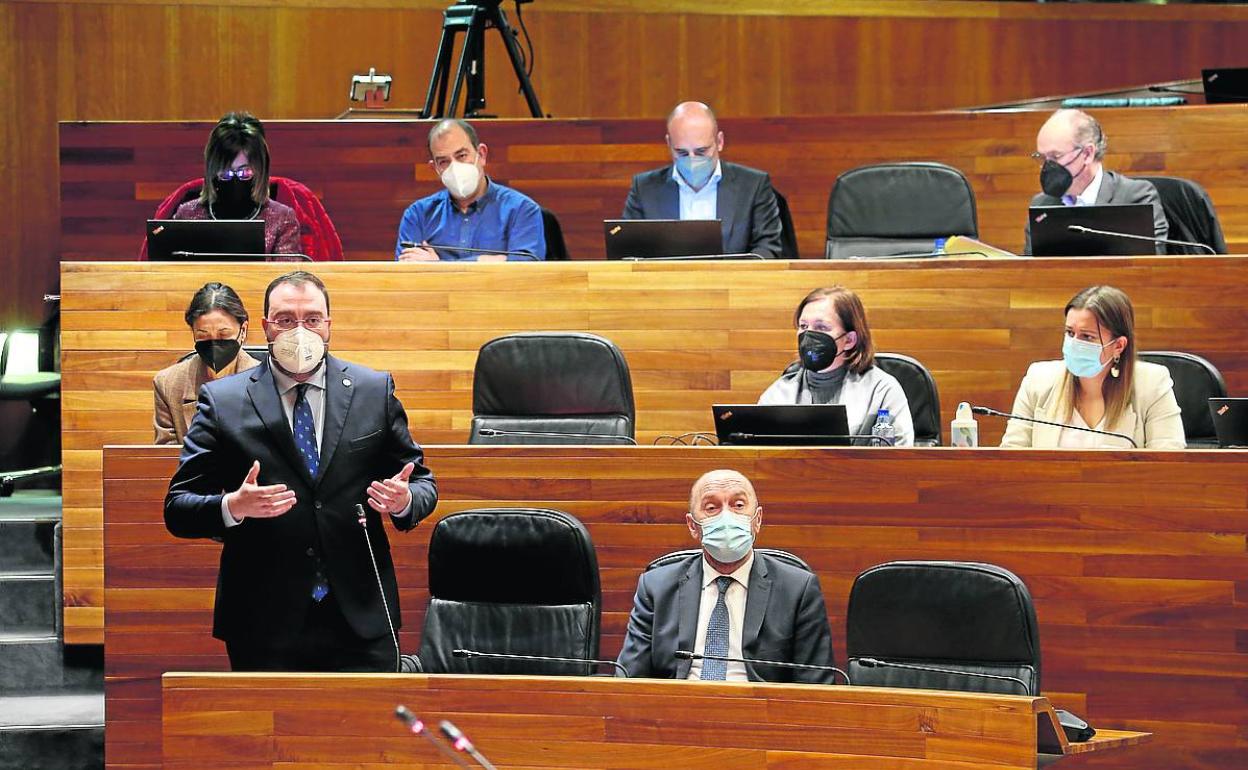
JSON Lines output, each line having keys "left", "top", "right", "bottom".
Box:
{"left": 515, "top": 0, "right": 535, "bottom": 81}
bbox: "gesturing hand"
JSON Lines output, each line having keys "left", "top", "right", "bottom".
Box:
{"left": 225, "top": 461, "right": 297, "bottom": 521}
{"left": 366, "top": 462, "right": 415, "bottom": 515}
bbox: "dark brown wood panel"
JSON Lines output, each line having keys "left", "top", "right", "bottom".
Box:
{"left": 64, "top": 257, "right": 1248, "bottom": 643}
{"left": 107, "top": 445, "right": 1241, "bottom": 769}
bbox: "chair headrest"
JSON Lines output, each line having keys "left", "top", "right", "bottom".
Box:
{"left": 828, "top": 162, "right": 978, "bottom": 238}
{"left": 472, "top": 332, "right": 634, "bottom": 417}
{"left": 428, "top": 508, "right": 599, "bottom": 604}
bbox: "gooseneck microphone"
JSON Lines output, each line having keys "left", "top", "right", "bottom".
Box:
{"left": 855, "top": 657, "right": 1031, "bottom": 696}
{"left": 394, "top": 706, "right": 473, "bottom": 768}
{"left": 674, "top": 650, "right": 851, "bottom": 685}
{"left": 400, "top": 241, "right": 539, "bottom": 260}
{"left": 170, "top": 251, "right": 312, "bottom": 261}
{"left": 476, "top": 427, "right": 639, "bottom": 445}
{"left": 451, "top": 648, "right": 629, "bottom": 677}
{"left": 971, "top": 405, "right": 1138, "bottom": 448}
{"left": 726, "top": 432, "right": 893, "bottom": 447}
{"left": 1065, "top": 224, "right": 1216, "bottom": 255}
{"left": 356, "top": 504, "right": 401, "bottom": 673}
{"left": 440, "top": 720, "right": 498, "bottom": 770}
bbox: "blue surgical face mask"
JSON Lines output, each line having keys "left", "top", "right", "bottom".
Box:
{"left": 696, "top": 509, "right": 756, "bottom": 563}
{"left": 1062, "top": 334, "right": 1111, "bottom": 378}
{"left": 675, "top": 155, "right": 716, "bottom": 190}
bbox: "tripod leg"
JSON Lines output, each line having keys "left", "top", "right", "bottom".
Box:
{"left": 465, "top": 17, "right": 487, "bottom": 116}
{"left": 421, "top": 11, "right": 459, "bottom": 119}
{"left": 489, "top": 5, "right": 544, "bottom": 118}
{"left": 447, "top": 7, "right": 483, "bottom": 119}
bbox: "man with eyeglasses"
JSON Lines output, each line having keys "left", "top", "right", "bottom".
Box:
{"left": 395, "top": 118, "right": 546, "bottom": 261}
{"left": 165, "top": 270, "right": 438, "bottom": 672}
{"left": 615, "top": 469, "right": 835, "bottom": 683}
{"left": 1023, "top": 108, "right": 1167, "bottom": 255}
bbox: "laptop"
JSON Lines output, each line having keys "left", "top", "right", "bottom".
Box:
{"left": 1028, "top": 204, "right": 1155, "bottom": 257}
{"left": 1202, "top": 67, "right": 1248, "bottom": 104}
{"left": 712, "top": 404, "right": 851, "bottom": 446}
{"left": 1208, "top": 398, "right": 1248, "bottom": 448}
{"left": 603, "top": 219, "right": 723, "bottom": 260}
{"left": 146, "top": 219, "right": 266, "bottom": 261}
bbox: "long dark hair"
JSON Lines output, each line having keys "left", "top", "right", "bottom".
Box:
{"left": 198, "top": 111, "right": 271, "bottom": 207}
{"left": 185, "top": 282, "right": 249, "bottom": 328}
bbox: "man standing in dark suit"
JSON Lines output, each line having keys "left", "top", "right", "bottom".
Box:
{"left": 1024, "top": 108, "right": 1168, "bottom": 255}
{"left": 622, "top": 101, "right": 784, "bottom": 259}
{"left": 616, "top": 469, "right": 835, "bottom": 683}
{"left": 165, "top": 270, "right": 437, "bottom": 673}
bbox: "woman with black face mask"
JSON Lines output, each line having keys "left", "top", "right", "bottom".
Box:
{"left": 172, "top": 111, "right": 301, "bottom": 254}
{"left": 757, "top": 286, "right": 915, "bottom": 446}
{"left": 153, "top": 283, "right": 260, "bottom": 445}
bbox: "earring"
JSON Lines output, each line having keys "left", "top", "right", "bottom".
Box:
{"left": 1110, "top": 355, "right": 1120, "bottom": 379}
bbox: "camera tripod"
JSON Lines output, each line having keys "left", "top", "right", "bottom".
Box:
{"left": 419, "top": 0, "right": 544, "bottom": 119}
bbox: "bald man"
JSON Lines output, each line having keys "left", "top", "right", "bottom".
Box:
{"left": 616, "top": 470, "right": 835, "bottom": 683}
{"left": 622, "top": 102, "right": 784, "bottom": 259}
{"left": 1024, "top": 109, "right": 1167, "bottom": 255}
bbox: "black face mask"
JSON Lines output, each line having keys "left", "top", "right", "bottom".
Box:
{"left": 798, "top": 330, "right": 848, "bottom": 372}
{"left": 211, "top": 178, "right": 255, "bottom": 218}
{"left": 1039, "top": 150, "right": 1087, "bottom": 199}
{"left": 195, "top": 338, "right": 242, "bottom": 373}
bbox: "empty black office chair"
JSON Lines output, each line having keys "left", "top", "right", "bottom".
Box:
{"left": 1138, "top": 176, "right": 1226, "bottom": 255}
{"left": 1139, "top": 351, "right": 1226, "bottom": 448}
{"left": 0, "top": 319, "right": 62, "bottom": 496}
{"left": 825, "top": 162, "right": 978, "bottom": 259}
{"left": 774, "top": 188, "right": 800, "bottom": 259}
{"left": 470, "top": 332, "right": 635, "bottom": 444}
{"left": 646, "top": 547, "right": 812, "bottom": 573}
{"left": 412, "top": 507, "right": 601, "bottom": 675}
{"left": 846, "top": 561, "right": 1040, "bottom": 696}
{"left": 875, "top": 353, "right": 942, "bottom": 447}
{"left": 541, "top": 207, "right": 570, "bottom": 261}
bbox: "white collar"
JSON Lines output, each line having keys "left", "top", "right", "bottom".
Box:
{"left": 1076, "top": 165, "right": 1104, "bottom": 206}
{"left": 701, "top": 549, "right": 754, "bottom": 589}
{"left": 271, "top": 357, "right": 327, "bottom": 396}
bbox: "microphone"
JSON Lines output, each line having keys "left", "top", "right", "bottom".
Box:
{"left": 170, "top": 251, "right": 312, "bottom": 261}
{"left": 451, "top": 648, "right": 629, "bottom": 677}
{"left": 621, "top": 253, "right": 766, "bottom": 261}
{"left": 440, "top": 720, "right": 498, "bottom": 770}
{"left": 970, "top": 405, "right": 1138, "bottom": 448}
{"left": 674, "top": 650, "right": 851, "bottom": 685}
{"left": 394, "top": 705, "right": 473, "bottom": 768}
{"left": 476, "top": 427, "right": 638, "bottom": 445}
{"left": 400, "top": 241, "right": 539, "bottom": 261}
{"left": 856, "top": 657, "right": 1030, "bottom": 696}
{"left": 356, "top": 504, "right": 401, "bottom": 673}
{"left": 1065, "top": 224, "right": 1216, "bottom": 255}
{"left": 725, "top": 432, "right": 893, "bottom": 447}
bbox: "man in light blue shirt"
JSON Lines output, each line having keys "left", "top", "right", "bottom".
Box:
{"left": 396, "top": 119, "right": 546, "bottom": 262}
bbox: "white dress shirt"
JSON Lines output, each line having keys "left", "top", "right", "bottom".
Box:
{"left": 688, "top": 550, "right": 754, "bottom": 682}
{"left": 1058, "top": 409, "right": 1109, "bottom": 449}
{"left": 673, "top": 160, "right": 723, "bottom": 221}
{"left": 1074, "top": 166, "right": 1104, "bottom": 207}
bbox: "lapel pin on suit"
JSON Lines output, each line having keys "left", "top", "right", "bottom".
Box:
{"left": 343, "top": 378, "right": 351, "bottom": 387}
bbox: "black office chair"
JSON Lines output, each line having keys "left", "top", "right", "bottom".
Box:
{"left": 1138, "top": 176, "right": 1227, "bottom": 255}
{"left": 470, "top": 332, "right": 635, "bottom": 444}
{"left": 1139, "top": 350, "right": 1226, "bottom": 448}
{"left": 541, "top": 207, "right": 570, "bottom": 261}
{"left": 0, "top": 319, "right": 62, "bottom": 496}
{"left": 846, "top": 561, "right": 1040, "bottom": 696}
{"left": 774, "top": 188, "right": 800, "bottom": 259}
{"left": 412, "top": 507, "right": 602, "bottom": 675}
{"left": 646, "top": 547, "right": 812, "bottom": 573}
{"left": 875, "top": 353, "right": 941, "bottom": 447}
{"left": 825, "top": 162, "right": 978, "bottom": 259}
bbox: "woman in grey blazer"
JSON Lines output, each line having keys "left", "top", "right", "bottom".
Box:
{"left": 758, "top": 286, "right": 914, "bottom": 446}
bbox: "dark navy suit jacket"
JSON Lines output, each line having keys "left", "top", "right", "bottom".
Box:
{"left": 164, "top": 356, "right": 437, "bottom": 644}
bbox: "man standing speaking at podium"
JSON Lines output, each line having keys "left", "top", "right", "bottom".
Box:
{"left": 616, "top": 469, "right": 835, "bottom": 683}
{"left": 165, "top": 270, "right": 438, "bottom": 672}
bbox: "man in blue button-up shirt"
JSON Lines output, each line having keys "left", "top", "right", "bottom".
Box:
{"left": 396, "top": 119, "right": 546, "bottom": 262}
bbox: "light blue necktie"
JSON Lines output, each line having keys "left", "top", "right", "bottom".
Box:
{"left": 700, "top": 576, "right": 733, "bottom": 681}
{"left": 292, "top": 384, "right": 319, "bottom": 478}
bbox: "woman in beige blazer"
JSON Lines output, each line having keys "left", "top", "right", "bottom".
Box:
{"left": 1001, "top": 285, "right": 1185, "bottom": 450}
{"left": 153, "top": 283, "right": 260, "bottom": 445}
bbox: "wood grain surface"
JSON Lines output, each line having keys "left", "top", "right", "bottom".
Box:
{"left": 106, "top": 444, "right": 1244, "bottom": 769}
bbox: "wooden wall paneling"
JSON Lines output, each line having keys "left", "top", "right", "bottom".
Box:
{"left": 107, "top": 445, "right": 1242, "bottom": 769}
{"left": 62, "top": 257, "right": 1248, "bottom": 644}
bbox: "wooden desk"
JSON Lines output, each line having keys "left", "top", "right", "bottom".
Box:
{"left": 63, "top": 257, "right": 1248, "bottom": 643}
{"left": 161, "top": 673, "right": 1151, "bottom": 769}
{"left": 106, "top": 445, "right": 1247, "bottom": 770}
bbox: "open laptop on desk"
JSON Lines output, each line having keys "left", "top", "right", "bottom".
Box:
{"left": 713, "top": 404, "right": 851, "bottom": 446}
{"left": 1028, "top": 204, "right": 1154, "bottom": 257}
{"left": 1202, "top": 67, "right": 1248, "bottom": 104}
{"left": 146, "top": 219, "right": 266, "bottom": 261}
{"left": 604, "top": 219, "right": 723, "bottom": 259}
{"left": 1209, "top": 398, "right": 1248, "bottom": 448}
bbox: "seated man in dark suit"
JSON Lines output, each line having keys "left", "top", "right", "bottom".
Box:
{"left": 622, "top": 102, "right": 784, "bottom": 259}
{"left": 616, "top": 469, "right": 835, "bottom": 683}
{"left": 1024, "top": 108, "right": 1168, "bottom": 255}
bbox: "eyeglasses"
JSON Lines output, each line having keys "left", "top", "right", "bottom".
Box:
{"left": 1030, "top": 146, "right": 1083, "bottom": 165}
{"left": 266, "top": 316, "right": 328, "bottom": 331}
{"left": 216, "top": 166, "right": 255, "bottom": 181}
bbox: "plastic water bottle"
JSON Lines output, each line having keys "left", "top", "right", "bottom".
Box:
{"left": 871, "top": 409, "right": 897, "bottom": 446}
{"left": 933, "top": 237, "right": 947, "bottom": 255}
{"left": 950, "top": 401, "right": 979, "bottom": 448}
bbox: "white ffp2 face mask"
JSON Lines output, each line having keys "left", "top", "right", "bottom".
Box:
{"left": 269, "top": 326, "right": 326, "bottom": 375}
{"left": 440, "top": 160, "right": 482, "bottom": 199}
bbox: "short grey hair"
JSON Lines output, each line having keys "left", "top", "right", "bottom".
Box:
{"left": 1066, "top": 109, "right": 1108, "bottom": 161}
{"left": 427, "top": 118, "right": 479, "bottom": 155}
